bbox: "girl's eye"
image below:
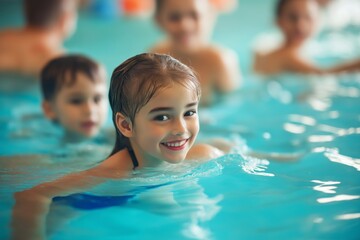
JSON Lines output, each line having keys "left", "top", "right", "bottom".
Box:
{"left": 94, "top": 95, "right": 102, "bottom": 104}
{"left": 69, "top": 98, "right": 83, "bottom": 105}
{"left": 184, "top": 110, "right": 196, "bottom": 117}
{"left": 168, "top": 13, "right": 181, "bottom": 22}
{"left": 154, "top": 115, "right": 170, "bottom": 121}
{"left": 190, "top": 12, "right": 198, "bottom": 21}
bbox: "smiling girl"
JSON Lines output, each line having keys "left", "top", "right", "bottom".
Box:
{"left": 107, "top": 53, "right": 223, "bottom": 169}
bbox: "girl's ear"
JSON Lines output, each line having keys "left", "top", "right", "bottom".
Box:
{"left": 115, "top": 112, "right": 133, "bottom": 138}
{"left": 42, "top": 101, "right": 57, "bottom": 120}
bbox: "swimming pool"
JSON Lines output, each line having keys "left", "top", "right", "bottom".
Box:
{"left": 1, "top": 0, "right": 360, "bottom": 239}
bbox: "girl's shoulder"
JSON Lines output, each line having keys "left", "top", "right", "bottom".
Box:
{"left": 187, "top": 143, "right": 224, "bottom": 161}
{"left": 93, "top": 149, "right": 134, "bottom": 178}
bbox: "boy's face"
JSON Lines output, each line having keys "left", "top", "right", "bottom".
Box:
{"left": 44, "top": 72, "right": 108, "bottom": 139}
{"left": 156, "top": 0, "right": 208, "bottom": 51}
{"left": 277, "top": 0, "right": 319, "bottom": 45}
{"left": 130, "top": 83, "right": 199, "bottom": 165}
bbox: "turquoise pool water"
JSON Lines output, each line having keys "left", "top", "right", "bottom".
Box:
{"left": 1, "top": 0, "right": 360, "bottom": 239}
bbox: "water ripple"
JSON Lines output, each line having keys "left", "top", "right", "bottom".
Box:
{"left": 317, "top": 194, "right": 360, "bottom": 203}
{"left": 311, "top": 180, "right": 340, "bottom": 194}
{"left": 324, "top": 149, "right": 360, "bottom": 171}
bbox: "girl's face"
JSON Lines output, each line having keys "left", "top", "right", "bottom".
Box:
{"left": 156, "top": 0, "right": 209, "bottom": 51}
{"left": 45, "top": 72, "right": 108, "bottom": 139}
{"left": 277, "top": 0, "right": 319, "bottom": 46}
{"left": 130, "top": 83, "right": 199, "bottom": 165}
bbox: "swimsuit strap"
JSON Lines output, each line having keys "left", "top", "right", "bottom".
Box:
{"left": 128, "top": 148, "right": 139, "bottom": 169}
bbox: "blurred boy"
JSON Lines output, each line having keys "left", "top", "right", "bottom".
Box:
{"left": 0, "top": 0, "right": 78, "bottom": 76}
{"left": 41, "top": 55, "right": 108, "bottom": 141}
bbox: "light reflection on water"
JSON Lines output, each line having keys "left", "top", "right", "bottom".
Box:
{"left": 317, "top": 194, "right": 360, "bottom": 204}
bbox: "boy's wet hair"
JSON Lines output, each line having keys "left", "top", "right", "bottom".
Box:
{"left": 24, "top": 0, "right": 70, "bottom": 28}
{"left": 41, "top": 54, "right": 102, "bottom": 101}
{"left": 154, "top": 0, "right": 208, "bottom": 15}
{"left": 109, "top": 53, "right": 201, "bottom": 155}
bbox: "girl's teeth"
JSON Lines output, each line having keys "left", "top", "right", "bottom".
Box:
{"left": 164, "top": 140, "right": 186, "bottom": 147}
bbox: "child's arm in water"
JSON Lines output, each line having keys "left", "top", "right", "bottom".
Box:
{"left": 254, "top": 49, "right": 360, "bottom": 75}
{"left": 11, "top": 151, "right": 131, "bottom": 240}
{"left": 205, "top": 137, "right": 303, "bottom": 162}
{"left": 285, "top": 54, "right": 360, "bottom": 75}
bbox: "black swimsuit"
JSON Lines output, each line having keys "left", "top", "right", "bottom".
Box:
{"left": 128, "top": 148, "right": 139, "bottom": 169}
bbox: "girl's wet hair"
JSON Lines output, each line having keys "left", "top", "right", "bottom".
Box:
{"left": 275, "top": 0, "right": 317, "bottom": 18}
{"left": 276, "top": 0, "right": 288, "bottom": 18}
{"left": 108, "top": 53, "right": 201, "bottom": 156}
{"left": 41, "top": 54, "right": 102, "bottom": 101}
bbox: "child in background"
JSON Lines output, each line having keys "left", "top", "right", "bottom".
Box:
{"left": 151, "top": 0, "right": 241, "bottom": 106}
{"left": 0, "top": 0, "right": 78, "bottom": 76}
{"left": 253, "top": 0, "right": 360, "bottom": 75}
{"left": 41, "top": 54, "right": 108, "bottom": 141}
{"left": 12, "top": 53, "right": 224, "bottom": 240}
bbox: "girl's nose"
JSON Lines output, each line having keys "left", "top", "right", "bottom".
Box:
{"left": 172, "top": 118, "right": 187, "bottom": 135}
{"left": 179, "top": 16, "right": 194, "bottom": 31}
{"left": 83, "top": 101, "right": 95, "bottom": 115}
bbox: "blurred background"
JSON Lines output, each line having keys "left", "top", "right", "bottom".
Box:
{"left": 0, "top": 0, "right": 274, "bottom": 79}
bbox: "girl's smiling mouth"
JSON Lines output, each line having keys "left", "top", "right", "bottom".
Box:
{"left": 161, "top": 139, "right": 189, "bottom": 150}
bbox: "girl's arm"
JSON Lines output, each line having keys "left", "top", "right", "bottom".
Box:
{"left": 286, "top": 54, "right": 360, "bottom": 74}
{"left": 327, "top": 59, "right": 360, "bottom": 73}
{"left": 11, "top": 157, "right": 129, "bottom": 240}
{"left": 285, "top": 54, "right": 324, "bottom": 74}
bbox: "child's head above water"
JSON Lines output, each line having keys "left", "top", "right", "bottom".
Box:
{"left": 275, "top": 0, "right": 319, "bottom": 45}
{"left": 109, "top": 53, "right": 201, "bottom": 164}
{"left": 155, "top": 0, "right": 211, "bottom": 51}
{"left": 24, "top": 0, "right": 77, "bottom": 39}
{"left": 41, "top": 54, "right": 108, "bottom": 140}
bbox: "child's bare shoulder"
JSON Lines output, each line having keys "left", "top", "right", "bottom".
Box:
{"left": 150, "top": 41, "right": 170, "bottom": 54}
{"left": 187, "top": 143, "right": 224, "bottom": 161}
{"left": 0, "top": 29, "right": 20, "bottom": 50}
{"left": 200, "top": 45, "right": 238, "bottom": 73}
{"left": 203, "top": 45, "right": 236, "bottom": 60}
{"left": 253, "top": 47, "right": 292, "bottom": 75}
{"left": 92, "top": 149, "right": 133, "bottom": 178}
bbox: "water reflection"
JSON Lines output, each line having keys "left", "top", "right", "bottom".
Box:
{"left": 241, "top": 156, "right": 274, "bottom": 177}
{"left": 288, "top": 114, "right": 316, "bottom": 126}
{"left": 317, "top": 194, "right": 360, "bottom": 204}
{"left": 283, "top": 123, "right": 306, "bottom": 134}
{"left": 311, "top": 180, "right": 340, "bottom": 194}
{"left": 335, "top": 213, "right": 360, "bottom": 220}
{"left": 324, "top": 149, "right": 360, "bottom": 171}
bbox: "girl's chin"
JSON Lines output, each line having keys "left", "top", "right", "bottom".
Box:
{"left": 162, "top": 155, "right": 187, "bottom": 164}
{"left": 165, "top": 159, "right": 185, "bottom": 164}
